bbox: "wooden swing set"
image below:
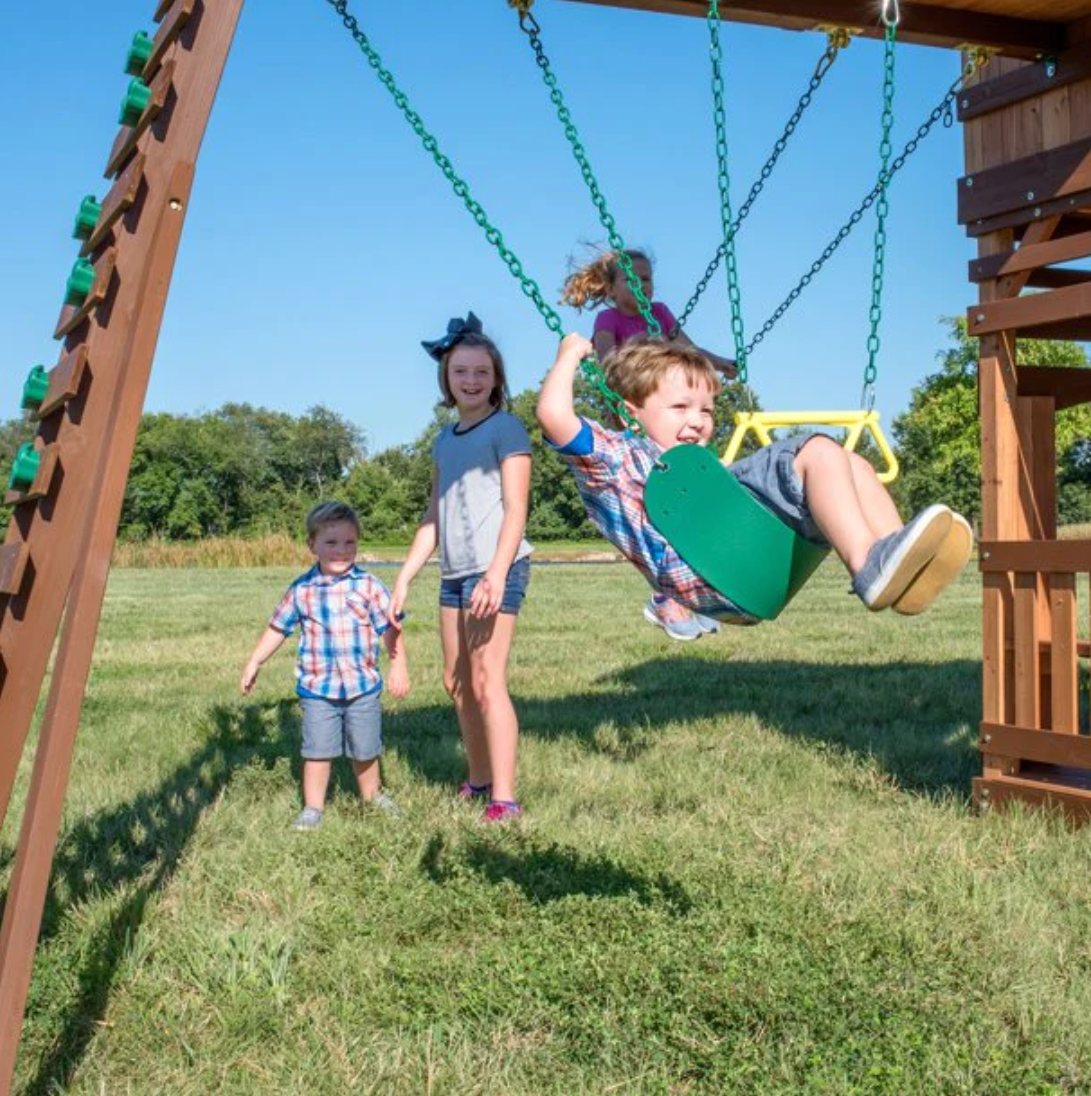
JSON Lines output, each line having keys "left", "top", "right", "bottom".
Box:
{"left": 1, "top": 0, "right": 1090, "bottom": 1087}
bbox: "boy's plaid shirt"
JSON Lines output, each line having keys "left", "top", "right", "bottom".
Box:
{"left": 550, "top": 418, "right": 753, "bottom": 621}
{"left": 269, "top": 564, "right": 393, "bottom": 699}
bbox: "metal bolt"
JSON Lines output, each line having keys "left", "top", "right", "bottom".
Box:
{"left": 980, "top": 787, "right": 990, "bottom": 798}
{"left": 169, "top": 199, "right": 183, "bottom": 211}
{"left": 961, "top": 98, "right": 969, "bottom": 109}
{"left": 982, "top": 550, "right": 990, "bottom": 560}
{"left": 976, "top": 313, "right": 986, "bottom": 323}
{"left": 982, "top": 733, "right": 992, "bottom": 744}
{"left": 1027, "top": 191, "right": 1035, "bottom": 201}
{"left": 1034, "top": 207, "right": 1042, "bottom": 218}
{"left": 966, "top": 177, "right": 974, "bottom": 188}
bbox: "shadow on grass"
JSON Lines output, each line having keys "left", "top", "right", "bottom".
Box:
{"left": 386, "top": 656, "right": 982, "bottom": 800}
{"left": 420, "top": 833, "right": 693, "bottom": 912}
{"left": 6, "top": 697, "right": 297, "bottom": 1096}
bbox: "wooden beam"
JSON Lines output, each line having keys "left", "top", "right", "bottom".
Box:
{"left": 975, "top": 773, "right": 1091, "bottom": 822}
{"left": 1017, "top": 364, "right": 1091, "bottom": 410}
{"left": 959, "top": 137, "right": 1091, "bottom": 225}
{"left": 958, "top": 43, "right": 1091, "bottom": 122}
{"left": 980, "top": 723, "right": 1091, "bottom": 767}
{"left": 979, "top": 538, "right": 1091, "bottom": 573}
{"left": 556, "top": 0, "right": 1066, "bottom": 58}
{"left": 969, "top": 225, "right": 1091, "bottom": 282}
{"left": 967, "top": 280, "right": 1091, "bottom": 336}
{"left": 966, "top": 190, "right": 1091, "bottom": 238}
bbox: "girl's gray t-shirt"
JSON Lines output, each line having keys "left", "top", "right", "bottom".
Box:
{"left": 432, "top": 410, "right": 534, "bottom": 580}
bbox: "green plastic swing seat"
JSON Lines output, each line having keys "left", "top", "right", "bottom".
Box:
{"left": 644, "top": 443, "right": 830, "bottom": 621}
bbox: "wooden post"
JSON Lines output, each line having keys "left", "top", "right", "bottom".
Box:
{"left": 0, "top": 1, "right": 245, "bottom": 1090}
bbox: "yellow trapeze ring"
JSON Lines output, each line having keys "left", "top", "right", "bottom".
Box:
{"left": 723, "top": 409, "right": 899, "bottom": 484}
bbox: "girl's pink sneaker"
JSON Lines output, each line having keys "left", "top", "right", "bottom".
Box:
{"left": 483, "top": 800, "right": 523, "bottom": 823}
{"left": 457, "top": 782, "right": 491, "bottom": 800}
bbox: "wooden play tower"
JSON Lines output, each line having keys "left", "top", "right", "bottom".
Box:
{"left": 0, "top": 0, "right": 1089, "bottom": 1089}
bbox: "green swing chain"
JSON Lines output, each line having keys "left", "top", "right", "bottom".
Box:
{"left": 671, "top": 28, "right": 850, "bottom": 336}
{"left": 707, "top": 0, "right": 749, "bottom": 384}
{"left": 324, "top": 0, "right": 644, "bottom": 433}
{"left": 513, "top": 3, "right": 661, "bottom": 339}
{"left": 862, "top": 4, "right": 899, "bottom": 411}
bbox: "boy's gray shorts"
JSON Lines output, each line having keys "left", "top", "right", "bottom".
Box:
{"left": 730, "top": 433, "right": 828, "bottom": 544}
{"left": 300, "top": 692, "right": 382, "bottom": 761}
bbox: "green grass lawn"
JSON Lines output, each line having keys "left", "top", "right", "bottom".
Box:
{"left": 5, "top": 559, "right": 1091, "bottom": 1095}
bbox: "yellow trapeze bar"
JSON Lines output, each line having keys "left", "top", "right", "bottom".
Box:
{"left": 723, "top": 409, "right": 899, "bottom": 484}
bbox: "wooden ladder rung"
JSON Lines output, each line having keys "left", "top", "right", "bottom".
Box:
{"left": 0, "top": 545, "right": 29, "bottom": 597}
{"left": 105, "top": 59, "right": 175, "bottom": 179}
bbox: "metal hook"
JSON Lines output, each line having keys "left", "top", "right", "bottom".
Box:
{"left": 880, "top": 0, "right": 900, "bottom": 28}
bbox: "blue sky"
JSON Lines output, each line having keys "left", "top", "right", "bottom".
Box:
{"left": 1, "top": 1, "right": 972, "bottom": 453}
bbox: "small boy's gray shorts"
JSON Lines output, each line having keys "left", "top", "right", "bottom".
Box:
{"left": 730, "top": 433, "right": 828, "bottom": 544}
{"left": 300, "top": 692, "right": 383, "bottom": 761}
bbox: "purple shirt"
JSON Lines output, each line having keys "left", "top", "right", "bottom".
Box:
{"left": 593, "top": 302, "right": 677, "bottom": 345}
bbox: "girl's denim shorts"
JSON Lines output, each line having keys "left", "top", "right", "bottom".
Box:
{"left": 439, "top": 555, "right": 531, "bottom": 615}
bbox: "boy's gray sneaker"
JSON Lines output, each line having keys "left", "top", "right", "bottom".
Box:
{"left": 368, "top": 792, "right": 402, "bottom": 819}
{"left": 643, "top": 595, "right": 704, "bottom": 641}
{"left": 852, "top": 505, "right": 952, "bottom": 611}
{"left": 292, "top": 806, "right": 324, "bottom": 831}
{"left": 693, "top": 612, "right": 721, "bottom": 634}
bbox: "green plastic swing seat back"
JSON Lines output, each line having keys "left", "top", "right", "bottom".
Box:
{"left": 644, "top": 444, "right": 830, "bottom": 621}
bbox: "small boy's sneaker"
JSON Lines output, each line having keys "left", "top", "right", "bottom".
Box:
{"left": 851, "top": 505, "right": 951, "bottom": 611}
{"left": 693, "top": 612, "right": 721, "bottom": 634}
{"left": 893, "top": 511, "right": 973, "bottom": 616}
{"left": 292, "top": 806, "right": 324, "bottom": 831}
{"left": 483, "top": 800, "right": 523, "bottom": 823}
{"left": 368, "top": 792, "right": 402, "bottom": 819}
{"left": 457, "top": 781, "right": 491, "bottom": 800}
{"left": 643, "top": 595, "right": 704, "bottom": 642}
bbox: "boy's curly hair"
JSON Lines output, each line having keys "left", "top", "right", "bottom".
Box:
{"left": 603, "top": 336, "right": 721, "bottom": 407}
{"left": 559, "top": 247, "right": 652, "bottom": 311}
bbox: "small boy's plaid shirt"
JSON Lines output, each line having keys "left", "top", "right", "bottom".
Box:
{"left": 269, "top": 564, "right": 393, "bottom": 699}
{"left": 548, "top": 418, "right": 754, "bottom": 622}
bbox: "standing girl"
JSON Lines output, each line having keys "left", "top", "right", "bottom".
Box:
{"left": 560, "top": 247, "right": 735, "bottom": 641}
{"left": 391, "top": 313, "right": 532, "bottom": 822}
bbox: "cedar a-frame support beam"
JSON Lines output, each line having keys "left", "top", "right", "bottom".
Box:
{"left": 0, "top": 0, "right": 245, "bottom": 1091}
{"left": 4, "top": 0, "right": 1091, "bottom": 1091}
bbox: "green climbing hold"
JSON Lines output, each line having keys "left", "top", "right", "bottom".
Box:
{"left": 118, "top": 77, "right": 152, "bottom": 126}
{"left": 21, "top": 366, "right": 49, "bottom": 411}
{"left": 8, "top": 444, "right": 40, "bottom": 492}
{"left": 65, "top": 258, "right": 95, "bottom": 306}
{"left": 125, "top": 31, "right": 154, "bottom": 77}
{"left": 72, "top": 194, "right": 102, "bottom": 241}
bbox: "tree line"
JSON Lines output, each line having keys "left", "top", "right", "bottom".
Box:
{"left": 4, "top": 320, "right": 1091, "bottom": 542}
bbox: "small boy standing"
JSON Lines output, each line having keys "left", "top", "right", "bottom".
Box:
{"left": 241, "top": 501, "right": 410, "bottom": 830}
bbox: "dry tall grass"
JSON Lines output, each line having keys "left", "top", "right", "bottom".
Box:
{"left": 112, "top": 535, "right": 314, "bottom": 569}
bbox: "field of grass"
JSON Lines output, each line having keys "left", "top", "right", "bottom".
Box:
{"left": 6, "top": 558, "right": 1091, "bottom": 1095}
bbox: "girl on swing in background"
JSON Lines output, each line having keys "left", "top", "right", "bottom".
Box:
{"left": 561, "top": 246, "right": 736, "bottom": 642}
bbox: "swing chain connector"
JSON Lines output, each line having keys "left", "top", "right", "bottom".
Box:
{"left": 880, "top": 0, "right": 900, "bottom": 28}
{"left": 861, "top": 380, "right": 877, "bottom": 415}
{"left": 816, "top": 25, "right": 856, "bottom": 52}
{"left": 959, "top": 45, "right": 996, "bottom": 79}
{"left": 507, "top": 0, "right": 535, "bottom": 16}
